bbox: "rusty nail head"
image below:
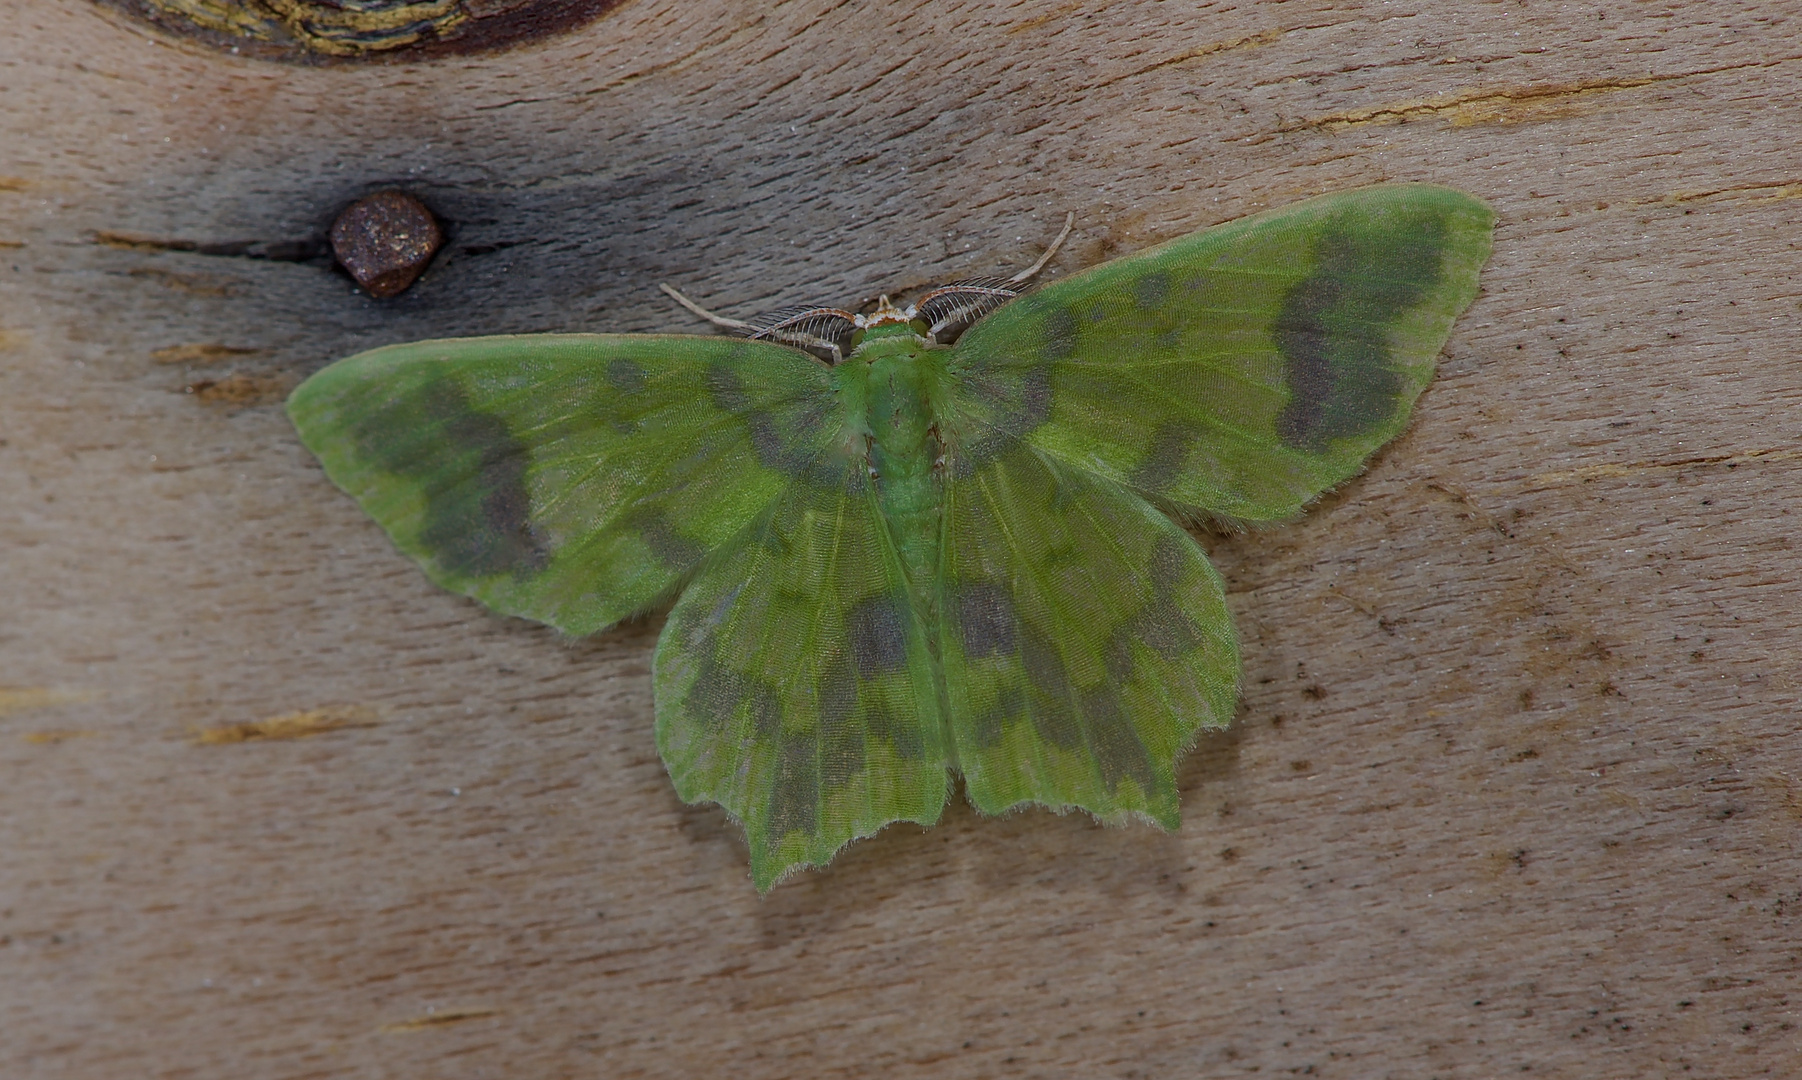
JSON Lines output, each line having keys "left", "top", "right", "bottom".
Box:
{"left": 330, "top": 191, "right": 443, "bottom": 298}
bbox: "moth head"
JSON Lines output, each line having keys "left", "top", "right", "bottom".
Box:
{"left": 852, "top": 295, "right": 913, "bottom": 330}
{"left": 847, "top": 295, "right": 933, "bottom": 355}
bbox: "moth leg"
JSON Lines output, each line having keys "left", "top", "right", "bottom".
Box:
{"left": 1007, "top": 211, "right": 1075, "bottom": 285}
{"left": 659, "top": 282, "right": 754, "bottom": 331}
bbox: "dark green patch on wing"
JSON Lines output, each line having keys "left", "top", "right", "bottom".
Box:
{"left": 950, "top": 184, "right": 1493, "bottom": 521}
{"left": 654, "top": 462, "right": 949, "bottom": 891}
{"left": 344, "top": 377, "right": 551, "bottom": 579}
{"left": 288, "top": 334, "right": 841, "bottom": 636}
{"left": 937, "top": 437, "right": 1238, "bottom": 825}
{"left": 1272, "top": 214, "right": 1451, "bottom": 452}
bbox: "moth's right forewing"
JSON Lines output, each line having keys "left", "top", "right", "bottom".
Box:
{"left": 287, "top": 333, "right": 836, "bottom": 635}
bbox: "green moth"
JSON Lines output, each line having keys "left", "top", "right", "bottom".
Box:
{"left": 288, "top": 184, "right": 1494, "bottom": 890}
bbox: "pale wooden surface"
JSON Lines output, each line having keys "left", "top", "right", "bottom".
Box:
{"left": 5, "top": 2, "right": 1802, "bottom": 1076}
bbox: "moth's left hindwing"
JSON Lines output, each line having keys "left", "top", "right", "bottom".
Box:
{"left": 287, "top": 333, "right": 838, "bottom": 635}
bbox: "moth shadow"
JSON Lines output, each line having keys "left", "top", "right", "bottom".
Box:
{"left": 958, "top": 804, "right": 1189, "bottom": 900}
{"left": 746, "top": 720, "right": 1250, "bottom": 940}
{"left": 1178, "top": 712, "right": 1248, "bottom": 792}
{"left": 957, "top": 718, "right": 1247, "bottom": 899}
{"left": 746, "top": 815, "right": 955, "bottom": 943}
{"left": 550, "top": 611, "right": 664, "bottom": 668}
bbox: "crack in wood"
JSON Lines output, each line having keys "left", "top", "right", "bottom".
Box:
{"left": 1291, "top": 58, "right": 1802, "bottom": 131}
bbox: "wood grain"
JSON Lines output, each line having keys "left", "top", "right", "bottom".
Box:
{"left": 5, "top": 2, "right": 1801, "bottom": 1075}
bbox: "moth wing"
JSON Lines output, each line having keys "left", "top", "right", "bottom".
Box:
{"left": 287, "top": 334, "right": 839, "bottom": 635}
{"left": 938, "top": 439, "right": 1239, "bottom": 824}
{"left": 950, "top": 184, "right": 1494, "bottom": 521}
{"left": 654, "top": 459, "right": 949, "bottom": 891}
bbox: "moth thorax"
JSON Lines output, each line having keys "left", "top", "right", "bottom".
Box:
{"left": 849, "top": 322, "right": 928, "bottom": 354}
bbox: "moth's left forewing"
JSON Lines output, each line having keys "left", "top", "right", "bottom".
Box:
{"left": 950, "top": 184, "right": 1495, "bottom": 522}
{"left": 288, "top": 333, "right": 837, "bottom": 636}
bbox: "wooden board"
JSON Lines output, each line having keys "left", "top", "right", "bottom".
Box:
{"left": 5, "top": 2, "right": 1800, "bottom": 1075}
